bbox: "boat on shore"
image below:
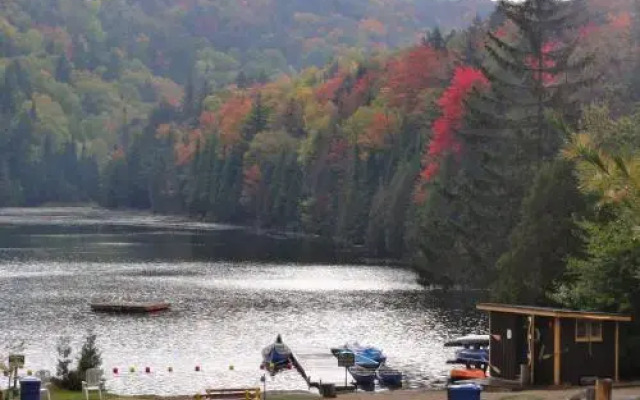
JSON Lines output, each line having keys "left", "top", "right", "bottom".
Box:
{"left": 377, "top": 364, "right": 402, "bottom": 387}
{"left": 331, "top": 342, "right": 386, "bottom": 367}
{"left": 261, "top": 335, "right": 293, "bottom": 375}
{"left": 445, "top": 334, "right": 489, "bottom": 382}
{"left": 348, "top": 365, "right": 376, "bottom": 386}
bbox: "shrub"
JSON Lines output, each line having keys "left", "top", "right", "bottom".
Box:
{"left": 53, "top": 332, "right": 102, "bottom": 391}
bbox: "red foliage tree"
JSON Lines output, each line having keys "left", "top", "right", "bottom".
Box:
{"left": 382, "top": 46, "right": 447, "bottom": 112}
{"left": 316, "top": 73, "right": 346, "bottom": 103}
{"left": 418, "top": 66, "right": 489, "bottom": 187}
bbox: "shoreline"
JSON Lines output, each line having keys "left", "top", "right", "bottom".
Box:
{"left": 99, "top": 386, "right": 640, "bottom": 400}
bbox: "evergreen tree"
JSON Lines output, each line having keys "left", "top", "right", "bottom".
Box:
{"left": 493, "top": 159, "right": 585, "bottom": 304}
{"left": 243, "top": 93, "right": 269, "bottom": 141}
{"left": 236, "top": 71, "right": 249, "bottom": 89}
{"left": 425, "top": 27, "right": 446, "bottom": 51}
{"left": 55, "top": 55, "right": 72, "bottom": 83}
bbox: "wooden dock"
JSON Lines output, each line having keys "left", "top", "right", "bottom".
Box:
{"left": 90, "top": 301, "right": 170, "bottom": 313}
{"left": 204, "top": 388, "right": 260, "bottom": 400}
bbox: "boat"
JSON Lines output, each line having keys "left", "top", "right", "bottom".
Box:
{"left": 377, "top": 364, "right": 402, "bottom": 387}
{"left": 444, "top": 335, "right": 490, "bottom": 347}
{"left": 454, "top": 348, "right": 488, "bottom": 364}
{"left": 347, "top": 343, "right": 386, "bottom": 364}
{"left": 348, "top": 365, "right": 376, "bottom": 386}
{"left": 445, "top": 334, "right": 489, "bottom": 382}
{"left": 450, "top": 368, "right": 486, "bottom": 381}
{"left": 331, "top": 342, "right": 386, "bottom": 366}
{"left": 260, "top": 335, "right": 293, "bottom": 375}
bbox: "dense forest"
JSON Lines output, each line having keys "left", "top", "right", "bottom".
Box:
{"left": 3, "top": 0, "right": 640, "bottom": 375}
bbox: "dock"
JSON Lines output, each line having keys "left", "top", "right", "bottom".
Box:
{"left": 90, "top": 301, "right": 170, "bottom": 313}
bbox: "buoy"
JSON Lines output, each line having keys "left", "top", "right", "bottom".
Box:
{"left": 26, "top": 370, "right": 32, "bottom": 376}
{"left": 195, "top": 366, "right": 201, "bottom": 372}
{"left": 145, "top": 367, "right": 151, "bottom": 373}
{"left": 287, "top": 363, "right": 292, "bottom": 370}
{"left": 130, "top": 366, "right": 136, "bottom": 373}
{"left": 113, "top": 367, "right": 119, "bottom": 374}
{"left": 168, "top": 367, "right": 173, "bottom": 373}
{"left": 229, "top": 365, "right": 234, "bottom": 371}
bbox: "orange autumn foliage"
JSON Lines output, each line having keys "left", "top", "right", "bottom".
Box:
{"left": 359, "top": 18, "right": 387, "bottom": 36}
{"left": 217, "top": 95, "right": 253, "bottom": 146}
{"left": 316, "top": 73, "right": 346, "bottom": 103}
{"left": 382, "top": 46, "right": 448, "bottom": 112}
{"left": 156, "top": 123, "right": 172, "bottom": 138}
{"left": 175, "top": 128, "right": 203, "bottom": 166}
{"left": 359, "top": 111, "right": 396, "bottom": 150}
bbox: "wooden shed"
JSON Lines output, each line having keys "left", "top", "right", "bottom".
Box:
{"left": 476, "top": 303, "right": 632, "bottom": 386}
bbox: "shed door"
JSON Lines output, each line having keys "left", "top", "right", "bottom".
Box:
{"left": 533, "top": 316, "right": 555, "bottom": 385}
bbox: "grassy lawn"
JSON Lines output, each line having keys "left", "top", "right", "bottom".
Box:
{"left": 42, "top": 386, "right": 320, "bottom": 400}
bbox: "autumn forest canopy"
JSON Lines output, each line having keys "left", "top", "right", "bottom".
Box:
{"left": 3, "top": 0, "right": 640, "bottom": 376}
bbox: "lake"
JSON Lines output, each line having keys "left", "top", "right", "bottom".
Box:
{"left": 0, "top": 207, "right": 486, "bottom": 395}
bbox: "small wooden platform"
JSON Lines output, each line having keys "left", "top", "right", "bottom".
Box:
{"left": 90, "top": 302, "right": 170, "bottom": 313}
{"left": 204, "top": 388, "right": 260, "bottom": 400}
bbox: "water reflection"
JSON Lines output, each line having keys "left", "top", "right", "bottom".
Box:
{"left": 0, "top": 208, "right": 486, "bottom": 395}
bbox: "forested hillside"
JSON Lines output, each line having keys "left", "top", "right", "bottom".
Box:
{"left": 3, "top": 0, "right": 640, "bottom": 379}
{"left": 0, "top": 0, "right": 495, "bottom": 206}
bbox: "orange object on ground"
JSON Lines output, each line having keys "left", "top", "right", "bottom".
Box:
{"left": 450, "top": 368, "right": 485, "bottom": 381}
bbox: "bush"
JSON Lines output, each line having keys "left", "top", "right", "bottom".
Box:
{"left": 53, "top": 332, "right": 102, "bottom": 391}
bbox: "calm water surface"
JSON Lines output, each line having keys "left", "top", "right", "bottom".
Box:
{"left": 0, "top": 207, "right": 486, "bottom": 395}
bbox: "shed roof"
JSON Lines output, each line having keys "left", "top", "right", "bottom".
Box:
{"left": 477, "top": 303, "right": 632, "bottom": 322}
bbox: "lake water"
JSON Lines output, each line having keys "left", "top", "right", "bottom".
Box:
{"left": 0, "top": 207, "right": 486, "bottom": 395}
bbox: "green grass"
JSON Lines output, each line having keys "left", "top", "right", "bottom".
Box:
{"left": 2, "top": 385, "right": 321, "bottom": 400}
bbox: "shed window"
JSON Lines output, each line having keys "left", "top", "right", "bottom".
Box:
{"left": 575, "top": 320, "right": 603, "bottom": 342}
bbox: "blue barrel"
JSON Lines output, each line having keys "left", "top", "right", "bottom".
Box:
{"left": 20, "top": 377, "right": 41, "bottom": 400}
{"left": 448, "top": 384, "right": 482, "bottom": 400}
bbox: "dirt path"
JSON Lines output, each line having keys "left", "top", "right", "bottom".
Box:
{"left": 338, "top": 387, "right": 640, "bottom": 400}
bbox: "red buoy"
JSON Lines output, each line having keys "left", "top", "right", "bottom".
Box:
{"left": 145, "top": 367, "right": 151, "bottom": 373}
{"left": 113, "top": 367, "right": 118, "bottom": 374}
{"left": 287, "top": 363, "right": 292, "bottom": 370}
{"left": 168, "top": 367, "right": 173, "bottom": 372}
{"left": 195, "top": 366, "right": 201, "bottom": 372}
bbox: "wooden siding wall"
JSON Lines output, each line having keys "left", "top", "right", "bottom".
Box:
{"left": 560, "top": 319, "right": 616, "bottom": 385}
{"left": 489, "top": 313, "right": 527, "bottom": 380}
